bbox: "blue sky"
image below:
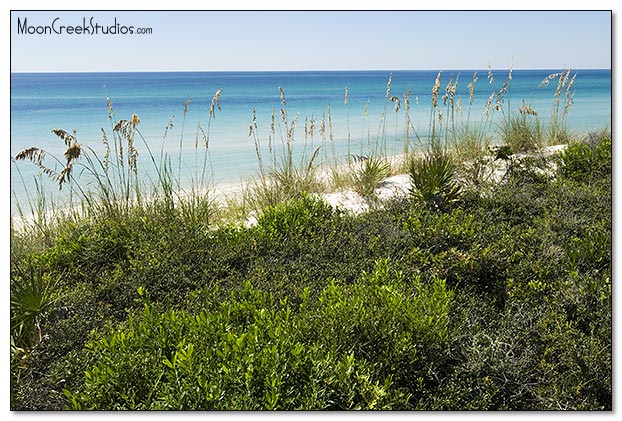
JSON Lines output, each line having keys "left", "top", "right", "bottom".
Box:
{"left": 10, "top": 10, "right": 612, "bottom": 72}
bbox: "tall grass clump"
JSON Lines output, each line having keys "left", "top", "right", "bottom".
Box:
{"left": 407, "top": 70, "right": 473, "bottom": 211}
{"left": 14, "top": 128, "right": 91, "bottom": 215}
{"left": 538, "top": 68, "right": 577, "bottom": 145}
{"left": 13, "top": 95, "right": 217, "bottom": 231}
{"left": 489, "top": 66, "right": 540, "bottom": 154}
{"left": 446, "top": 73, "right": 492, "bottom": 163}
{"left": 14, "top": 110, "right": 147, "bottom": 221}
{"left": 351, "top": 155, "right": 392, "bottom": 204}
{"left": 499, "top": 100, "right": 543, "bottom": 153}
{"left": 244, "top": 87, "right": 324, "bottom": 212}
{"left": 410, "top": 69, "right": 497, "bottom": 182}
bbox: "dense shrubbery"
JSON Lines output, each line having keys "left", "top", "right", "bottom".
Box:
{"left": 558, "top": 134, "right": 611, "bottom": 180}
{"left": 10, "top": 131, "right": 611, "bottom": 410}
{"left": 62, "top": 262, "right": 452, "bottom": 410}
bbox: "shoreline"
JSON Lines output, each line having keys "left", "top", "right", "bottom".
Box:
{"left": 10, "top": 144, "right": 568, "bottom": 234}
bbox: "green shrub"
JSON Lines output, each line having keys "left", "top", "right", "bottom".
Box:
{"left": 559, "top": 142, "right": 592, "bottom": 177}
{"left": 565, "top": 228, "right": 610, "bottom": 274}
{"left": 505, "top": 155, "right": 555, "bottom": 186}
{"left": 409, "top": 151, "right": 462, "bottom": 211}
{"left": 558, "top": 134, "right": 611, "bottom": 180}
{"left": 64, "top": 283, "right": 409, "bottom": 410}
{"left": 352, "top": 155, "right": 391, "bottom": 203}
{"left": 255, "top": 193, "right": 337, "bottom": 242}
{"left": 300, "top": 259, "right": 454, "bottom": 403}
{"left": 403, "top": 207, "right": 477, "bottom": 254}
{"left": 11, "top": 261, "right": 59, "bottom": 351}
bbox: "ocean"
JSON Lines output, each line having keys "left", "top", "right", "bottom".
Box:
{"left": 10, "top": 69, "right": 611, "bottom": 216}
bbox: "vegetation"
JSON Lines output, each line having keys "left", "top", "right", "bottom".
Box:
{"left": 409, "top": 150, "right": 462, "bottom": 211}
{"left": 351, "top": 155, "right": 392, "bottom": 204}
{"left": 10, "top": 68, "right": 611, "bottom": 410}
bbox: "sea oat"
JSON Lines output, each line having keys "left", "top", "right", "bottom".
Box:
{"left": 555, "top": 69, "right": 571, "bottom": 98}
{"left": 487, "top": 64, "right": 494, "bottom": 84}
{"left": 58, "top": 162, "right": 73, "bottom": 187}
{"left": 249, "top": 109, "right": 263, "bottom": 166}
{"left": 112, "top": 120, "right": 127, "bottom": 133}
{"left": 15, "top": 147, "right": 57, "bottom": 179}
{"left": 432, "top": 71, "right": 442, "bottom": 107}
{"left": 390, "top": 96, "right": 401, "bottom": 113}
{"left": 304, "top": 116, "right": 308, "bottom": 140}
{"left": 52, "top": 129, "right": 76, "bottom": 147}
{"left": 519, "top": 100, "right": 538, "bottom": 116}
{"left": 248, "top": 109, "right": 257, "bottom": 137}
{"left": 50, "top": 128, "right": 84, "bottom": 188}
{"left": 163, "top": 115, "right": 175, "bottom": 140}
{"left": 279, "top": 86, "right": 286, "bottom": 106}
{"left": 386, "top": 73, "right": 393, "bottom": 98}
{"left": 59, "top": 145, "right": 81, "bottom": 186}
{"left": 15, "top": 147, "right": 45, "bottom": 166}
{"left": 101, "top": 128, "right": 110, "bottom": 174}
{"left": 106, "top": 97, "right": 114, "bottom": 121}
{"left": 269, "top": 109, "right": 275, "bottom": 155}
{"left": 130, "top": 113, "right": 140, "bottom": 128}
{"left": 288, "top": 112, "right": 298, "bottom": 143}
{"left": 483, "top": 91, "right": 495, "bottom": 116}
{"left": 442, "top": 76, "right": 453, "bottom": 106}
{"left": 116, "top": 125, "right": 125, "bottom": 164}
{"left": 498, "top": 79, "right": 509, "bottom": 97}
{"left": 327, "top": 103, "right": 333, "bottom": 142}
{"left": 309, "top": 116, "right": 316, "bottom": 140}
{"left": 449, "top": 76, "right": 459, "bottom": 109}
{"left": 210, "top": 88, "right": 222, "bottom": 119}
{"left": 494, "top": 78, "right": 510, "bottom": 111}
{"left": 125, "top": 118, "right": 139, "bottom": 173}
{"left": 128, "top": 143, "right": 138, "bottom": 174}
{"left": 345, "top": 86, "right": 349, "bottom": 106}
{"left": 566, "top": 73, "right": 577, "bottom": 95}
{"left": 564, "top": 73, "right": 577, "bottom": 116}
{"left": 404, "top": 87, "right": 411, "bottom": 113}
{"left": 564, "top": 93, "right": 575, "bottom": 115}
{"left": 538, "top": 72, "right": 561, "bottom": 88}
{"left": 467, "top": 72, "right": 478, "bottom": 106}
{"left": 196, "top": 123, "right": 208, "bottom": 149}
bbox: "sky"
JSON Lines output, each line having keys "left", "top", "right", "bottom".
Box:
{"left": 9, "top": 10, "right": 612, "bottom": 72}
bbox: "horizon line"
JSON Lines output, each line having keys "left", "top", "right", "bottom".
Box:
{"left": 11, "top": 67, "right": 612, "bottom": 74}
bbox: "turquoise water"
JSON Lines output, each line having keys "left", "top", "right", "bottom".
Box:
{"left": 10, "top": 69, "right": 611, "bottom": 215}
